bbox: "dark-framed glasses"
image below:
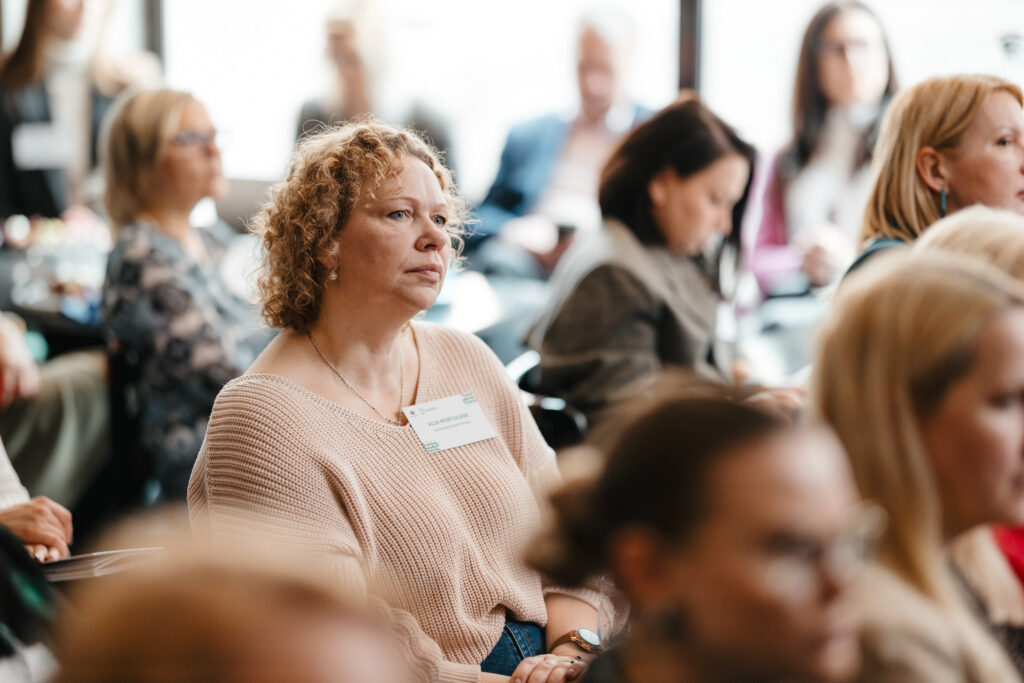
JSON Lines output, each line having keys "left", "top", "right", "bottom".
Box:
{"left": 816, "top": 39, "right": 878, "bottom": 59}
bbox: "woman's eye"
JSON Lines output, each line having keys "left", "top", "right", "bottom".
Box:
{"left": 387, "top": 210, "right": 409, "bottom": 220}
{"left": 990, "top": 393, "right": 1021, "bottom": 408}
{"left": 433, "top": 215, "right": 448, "bottom": 227}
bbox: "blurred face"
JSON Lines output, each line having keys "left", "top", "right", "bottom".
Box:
{"left": 327, "top": 31, "right": 367, "bottom": 89}
{"left": 815, "top": 8, "right": 889, "bottom": 108}
{"left": 237, "top": 613, "right": 417, "bottom": 683}
{"left": 329, "top": 155, "right": 452, "bottom": 315}
{"left": 648, "top": 154, "right": 749, "bottom": 257}
{"left": 577, "top": 28, "right": 622, "bottom": 122}
{"left": 919, "top": 308, "right": 1024, "bottom": 537}
{"left": 940, "top": 91, "right": 1024, "bottom": 215}
{"left": 45, "top": 0, "right": 86, "bottom": 40}
{"left": 649, "top": 429, "right": 864, "bottom": 682}
{"left": 157, "top": 99, "right": 225, "bottom": 210}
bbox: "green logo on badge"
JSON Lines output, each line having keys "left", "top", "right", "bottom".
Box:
{"left": 462, "top": 392, "right": 477, "bottom": 404}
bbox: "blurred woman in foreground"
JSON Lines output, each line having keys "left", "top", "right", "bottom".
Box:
{"left": 531, "top": 386, "right": 869, "bottom": 683}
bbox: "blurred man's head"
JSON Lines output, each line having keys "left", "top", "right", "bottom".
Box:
{"left": 576, "top": 7, "right": 633, "bottom": 123}
{"left": 55, "top": 555, "right": 420, "bottom": 683}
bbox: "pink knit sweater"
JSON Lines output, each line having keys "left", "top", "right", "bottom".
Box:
{"left": 188, "top": 322, "right": 601, "bottom": 683}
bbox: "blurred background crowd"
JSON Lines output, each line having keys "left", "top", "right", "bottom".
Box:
{"left": 2, "top": 1, "right": 1024, "bottom": 682}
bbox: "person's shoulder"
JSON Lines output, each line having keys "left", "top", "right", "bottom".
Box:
{"left": 110, "top": 221, "right": 147, "bottom": 248}
{"left": 631, "top": 101, "right": 655, "bottom": 124}
{"left": 413, "top": 320, "right": 493, "bottom": 360}
{"left": 109, "top": 222, "right": 169, "bottom": 262}
{"left": 556, "top": 223, "right": 653, "bottom": 285}
{"left": 855, "top": 565, "right": 963, "bottom": 677}
{"left": 507, "top": 113, "right": 567, "bottom": 142}
{"left": 845, "top": 238, "right": 909, "bottom": 278}
{"left": 210, "top": 373, "right": 327, "bottom": 427}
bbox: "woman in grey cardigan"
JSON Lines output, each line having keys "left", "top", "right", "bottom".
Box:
{"left": 526, "top": 98, "right": 756, "bottom": 425}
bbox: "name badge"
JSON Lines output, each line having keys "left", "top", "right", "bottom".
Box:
{"left": 402, "top": 392, "right": 498, "bottom": 453}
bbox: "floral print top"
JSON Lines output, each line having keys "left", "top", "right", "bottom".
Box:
{"left": 102, "top": 221, "right": 273, "bottom": 499}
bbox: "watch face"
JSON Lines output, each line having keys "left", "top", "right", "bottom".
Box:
{"left": 577, "top": 628, "right": 601, "bottom": 647}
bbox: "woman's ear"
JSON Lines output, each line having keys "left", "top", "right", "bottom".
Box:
{"left": 915, "top": 146, "right": 950, "bottom": 193}
{"left": 609, "top": 528, "right": 680, "bottom": 606}
{"left": 648, "top": 168, "right": 671, "bottom": 209}
{"left": 317, "top": 240, "right": 340, "bottom": 271}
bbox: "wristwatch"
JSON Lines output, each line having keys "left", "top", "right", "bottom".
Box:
{"left": 550, "top": 628, "right": 603, "bottom": 655}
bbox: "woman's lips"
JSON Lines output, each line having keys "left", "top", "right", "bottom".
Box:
{"left": 409, "top": 265, "right": 443, "bottom": 282}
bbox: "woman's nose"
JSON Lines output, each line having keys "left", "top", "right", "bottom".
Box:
{"left": 717, "top": 209, "right": 733, "bottom": 235}
{"left": 417, "top": 216, "right": 446, "bottom": 250}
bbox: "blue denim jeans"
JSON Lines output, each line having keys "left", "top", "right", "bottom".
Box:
{"left": 480, "top": 619, "right": 545, "bottom": 676}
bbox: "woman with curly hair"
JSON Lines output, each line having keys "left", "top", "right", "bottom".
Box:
{"left": 102, "top": 89, "right": 271, "bottom": 500}
{"left": 188, "top": 120, "right": 607, "bottom": 683}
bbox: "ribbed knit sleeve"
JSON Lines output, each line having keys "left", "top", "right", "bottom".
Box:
{"left": 0, "top": 440, "right": 29, "bottom": 509}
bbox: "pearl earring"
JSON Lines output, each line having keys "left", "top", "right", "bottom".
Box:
{"left": 328, "top": 270, "right": 338, "bottom": 281}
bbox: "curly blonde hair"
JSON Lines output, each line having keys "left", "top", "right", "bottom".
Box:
{"left": 252, "top": 120, "right": 466, "bottom": 331}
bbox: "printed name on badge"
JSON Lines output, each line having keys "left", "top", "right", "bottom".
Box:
{"left": 402, "top": 392, "right": 498, "bottom": 453}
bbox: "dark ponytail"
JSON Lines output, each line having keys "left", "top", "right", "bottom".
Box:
{"left": 530, "top": 388, "right": 789, "bottom": 587}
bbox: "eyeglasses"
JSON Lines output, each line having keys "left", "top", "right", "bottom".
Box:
{"left": 758, "top": 500, "right": 888, "bottom": 600}
{"left": 170, "top": 129, "right": 222, "bottom": 149}
{"left": 816, "top": 39, "right": 879, "bottom": 59}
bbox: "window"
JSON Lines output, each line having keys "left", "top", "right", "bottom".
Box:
{"left": 161, "top": 0, "right": 680, "bottom": 200}
{"left": 700, "top": 0, "right": 1024, "bottom": 153}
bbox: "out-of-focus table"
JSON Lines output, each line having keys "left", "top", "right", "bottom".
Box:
{"left": 0, "top": 239, "right": 108, "bottom": 355}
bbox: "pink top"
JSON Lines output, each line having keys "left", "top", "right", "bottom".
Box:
{"left": 748, "top": 155, "right": 804, "bottom": 294}
{"left": 188, "top": 321, "right": 603, "bottom": 683}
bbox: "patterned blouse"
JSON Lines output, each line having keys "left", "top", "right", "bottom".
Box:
{"left": 102, "top": 221, "right": 272, "bottom": 500}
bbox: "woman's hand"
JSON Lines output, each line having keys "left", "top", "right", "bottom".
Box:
{"left": 744, "top": 386, "right": 805, "bottom": 419}
{"left": 0, "top": 496, "right": 73, "bottom": 561}
{"left": 508, "top": 652, "right": 591, "bottom": 683}
{"left": 0, "top": 314, "right": 40, "bottom": 412}
{"left": 798, "top": 223, "right": 855, "bottom": 287}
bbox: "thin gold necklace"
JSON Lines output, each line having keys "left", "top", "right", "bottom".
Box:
{"left": 307, "top": 331, "right": 405, "bottom": 426}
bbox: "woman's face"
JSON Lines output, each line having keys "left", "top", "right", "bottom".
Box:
{"left": 157, "top": 100, "right": 225, "bottom": 210}
{"left": 648, "top": 154, "right": 749, "bottom": 257}
{"left": 941, "top": 91, "right": 1024, "bottom": 216}
{"left": 636, "top": 428, "right": 863, "bottom": 682}
{"left": 328, "top": 155, "right": 452, "bottom": 315}
{"left": 815, "top": 8, "right": 890, "bottom": 108}
{"left": 919, "top": 308, "right": 1024, "bottom": 536}
{"left": 45, "top": 0, "right": 86, "bottom": 41}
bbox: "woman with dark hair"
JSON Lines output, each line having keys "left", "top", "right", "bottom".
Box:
{"left": 0, "top": 0, "right": 159, "bottom": 219}
{"left": 530, "top": 386, "right": 870, "bottom": 683}
{"left": 526, "top": 97, "right": 756, "bottom": 426}
{"left": 751, "top": 1, "right": 896, "bottom": 293}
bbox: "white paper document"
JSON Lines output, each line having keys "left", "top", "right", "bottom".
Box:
{"left": 42, "top": 547, "right": 165, "bottom": 582}
{"left": 11, "top": 122, "right": 73, "bottom": 170}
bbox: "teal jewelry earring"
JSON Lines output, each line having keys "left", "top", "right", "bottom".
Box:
{"left": 940, "top": 187, "right": 947, "bottom": 217}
